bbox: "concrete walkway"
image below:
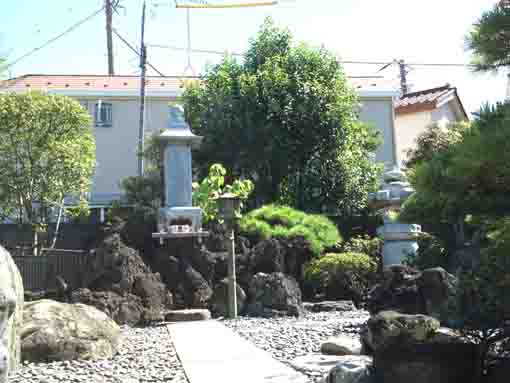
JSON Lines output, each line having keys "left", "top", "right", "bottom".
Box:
{"left": 169, "top": 320, "right": 309, "bottom": 383}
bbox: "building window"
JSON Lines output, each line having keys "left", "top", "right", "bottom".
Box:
{"left": 95, "top": 102, "right": 113, "bottom": 127}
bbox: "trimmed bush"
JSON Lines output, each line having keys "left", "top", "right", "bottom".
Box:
{"left": 341, "top": 235, "right": 382, "bottom": 262}
{"left": 239, "top": 205, "right": 341, "bottom": 257}
{"left": 304, "top": 252, "right": 377, "bottom": 303}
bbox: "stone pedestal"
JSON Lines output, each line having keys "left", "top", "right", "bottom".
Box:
{"left": 377, "top": 223, "right": 421, "bottom": 267}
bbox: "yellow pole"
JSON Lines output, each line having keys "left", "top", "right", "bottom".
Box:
{"left": 176, "top": 1, "right": 278, "bottom": 8}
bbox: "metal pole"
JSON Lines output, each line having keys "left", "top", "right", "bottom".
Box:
{"left": 105, "top": 0, "right": 115, "bottom": 75}
{"left": 226, "top": 224, "right": 237, "bottom": 318}
{"left": 399, "top": 59, "right": 408, "bottom": 96}
{"left": 138, "top": 1, "right": 147, "bottom": 176}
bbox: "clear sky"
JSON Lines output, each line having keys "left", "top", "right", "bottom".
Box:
{"left": 1, "top": 0, "right": 507, "bottom": 114}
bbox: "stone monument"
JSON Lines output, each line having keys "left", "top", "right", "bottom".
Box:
{"left": 369, "top": 167, "right": 421, "bottom": 267}
{"left": 153, "top": 104, "right": 207, "bottom": 239}
{"left": 0, "top": 246, "right": 24, "bottom": 382}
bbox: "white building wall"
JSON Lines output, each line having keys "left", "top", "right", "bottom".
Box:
{"left": 77, "top": 97, "right": 171, "bottom": 204}
{"left": 359, "top": 98, "right": 397, "bottom": 169}
{"left": 394, "top": 110, "right": 432, "bottom": 166}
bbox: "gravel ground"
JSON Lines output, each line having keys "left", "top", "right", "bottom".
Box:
{"left": 10, "top": 325, "right": 188, "bottom": 383}
{"left": 223, "top": 309, "right": 370, "bottom": 382}
{"left": 10, "top": 309, "right": 368, "bottom": 383}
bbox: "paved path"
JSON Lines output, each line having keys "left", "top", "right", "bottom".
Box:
{"left": 169, "top": 320, "right": 309, "bottom": 383}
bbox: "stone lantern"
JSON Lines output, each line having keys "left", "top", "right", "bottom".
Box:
{"left": 369, "top": 167, "right": 422, "bottom": 267}
{"left": 216, "top": 192, "right": 241, "bottom": 318}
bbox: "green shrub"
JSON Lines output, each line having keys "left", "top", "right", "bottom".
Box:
{"left": 239, "top": 205, "right": 341, "bottom": 257}
{"left": 404, "top": 233, "right": 450, "bottom": 270}
{"left": 304, "top": 252, "right": 377, "bottom": 302}
{"left": 340, "top": 235, "right": 382, "bottom": 263}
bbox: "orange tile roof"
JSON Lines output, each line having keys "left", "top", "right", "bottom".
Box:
{"left": 0, "top": 74, "right": 397, "bottom": 95}
{"left": 0, "top": 74, "right": 190, "bottom": 93}
{"left": 395, "top": 84, "right": 459, "bottom": 115}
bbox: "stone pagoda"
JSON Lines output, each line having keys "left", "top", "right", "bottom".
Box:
{"left": 153, "top": 104, "right": 207, "bottom": 239}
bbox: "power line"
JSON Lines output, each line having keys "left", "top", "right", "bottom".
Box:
{"left": 148, "top": 44, "right": 475, "bottom": 68}
{"left": 113, "top": 29, "right": 166, "bottom": 76}
{"left": 5, "top": 6, "right": 106, "bottom": 70}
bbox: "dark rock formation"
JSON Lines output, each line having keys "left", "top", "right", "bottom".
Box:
{"left": 245, "top": 272, "right": 304, "bottom": 317}
{"left": 367, "top": 266, "right": 456, "bottom": 321}
{"left": 303, "top": 300, "right": 356, "bottom": 313}
{"left": 209, "top": 278, "right": 246, "bottom": 317}
{"left": 71, "top": 231, "right": 173, "bottom": 325}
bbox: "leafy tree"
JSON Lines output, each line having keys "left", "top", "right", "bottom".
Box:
{"left": 183, "top": 18, "right": 381, "bottom": 215}
{"left": 466, "top": 2, "right": 510, "bottom": 72}
{"left": 401, "top": 102, "right": 510, "bottom": 382}
{"left": 192, "top": 163, "right": 254, "bottom": 223}
{"left": 0, "top": 92, "right": 95, "bottom": 249}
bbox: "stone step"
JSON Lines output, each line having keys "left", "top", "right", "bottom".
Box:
{"left": 169, "top": 320, "right": 308, "bottom": 383}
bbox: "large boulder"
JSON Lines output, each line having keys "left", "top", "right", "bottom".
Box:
{"left": 367, "top": 266, "right": 456, "bottom": 321}
{"left": 0, "top": 246, "right": 24, "bottom": 381}
{"left": 362, "top": 311, "right": 477, "bottom": 383}
{"left": 209, "top": 278, "right": 246, "bottom": 317}
{"left": 326, "top": 355, "right": 375, "bottom": 383}
{"left": 362, "top": 311, "right": 440, "bottom": 352}
{"left": 73, "top": 232, "right": 173, "bottom": 325}
{"left": 246, "top": 272, "right": 304, "bottom": 317}
{"left": 21, "top": 299, "right": 120, "bottom": 362}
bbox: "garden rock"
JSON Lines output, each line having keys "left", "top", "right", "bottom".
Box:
{"left": 165, "top": 309, "right": 211, "bottom": 322}
{"left": 304, "top": 301, "right": 356, "bottom": 313}
{"left": 209, "top": 278, "right": 246, "bottom": 317}
{"left": 182, "top": 263, "right": 213, "bottom": 308}
{"left": 362, "top": 311, "right": 477, "bottom": 383}
{"left": 21, "top": 299, "right": 120, "bottom": 362}
{"left": 73, "top": 232, "right": 173, "bottom": 325}
{"left": 321, "top": 335, "right": 362, "bottom": 356}
{"left": 246, "top": 272, "right": 304, "bottom": 317}
{"left": 0, "top": 245, "right": 24, "bottom": 380}
{"left": 362, "top": 311, "right": 440, "bottom": 352}
{"left": 326, "top": 355, "right": 374, "bottom": 383}
{"left": 289, "top": 354, "right": 343, "bottom": 379}
{"left": 367, "top": 265, "right": 456, "bottom": 320}
{"left": 486, "top": 359, "right": 510, "bottom": 383}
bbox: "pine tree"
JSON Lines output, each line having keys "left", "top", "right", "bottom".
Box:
{"left": 467, "top": 2, "right": 510, "bottom": 72}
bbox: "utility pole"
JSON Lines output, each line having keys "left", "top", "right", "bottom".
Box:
{"left": 138, "top": 0, "right": 147, "bottom": 176}
{"left": 105, "top": 0, "right": 115, "bottom": 75}
{"left": 398, "top": 59, "right": 408, "bottom": 96}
